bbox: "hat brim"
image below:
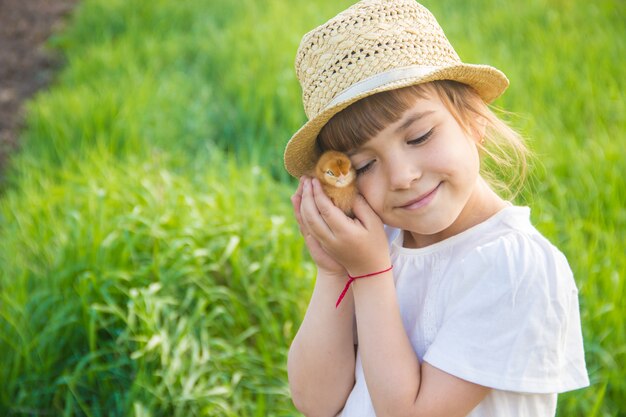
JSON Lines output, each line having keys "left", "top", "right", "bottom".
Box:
{"left": 284, "top": 63, "right": 508, "bottom": 178}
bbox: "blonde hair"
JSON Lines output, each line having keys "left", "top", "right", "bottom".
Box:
{"left": 317, "top": 80, "right": 529, "bottom": 199}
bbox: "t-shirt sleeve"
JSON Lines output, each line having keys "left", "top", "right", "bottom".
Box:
{"left": 423, "top": 231, "right": 589, "bottom": 394}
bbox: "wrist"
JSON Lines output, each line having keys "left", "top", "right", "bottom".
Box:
{"left": 313, "top": 272, "right": 356, "bottom": 312}
{"left": 348, "top": 265, "right": 393, "bottom": 279}
{"left": 315, "top": 269, "right": 353, "bottom": 296}
{"left": 345, "top": 258, "right": 392, "bottom": 278}
{"left": 350, "top": 268, "right": 395, "bottom": 305}
{"left": 335, "top": 264, "right": 393, "bottom": 308}
{"left": 317, "top": 268, "right": 349, "bottom": 282}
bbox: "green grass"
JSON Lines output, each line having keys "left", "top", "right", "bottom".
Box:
{"left": 0, "top": 0, "right": 624, "bottom": 415}
{"left": 0, "top": 147, "right": 312, "bottom": 415}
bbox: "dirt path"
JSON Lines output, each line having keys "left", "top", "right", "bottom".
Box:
{"left": 0, "top": 0, "right": 79, "bottom": 177}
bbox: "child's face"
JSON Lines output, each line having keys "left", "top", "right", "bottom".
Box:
{"left": 348, "top": 92, "right": 492, "bottom": 247}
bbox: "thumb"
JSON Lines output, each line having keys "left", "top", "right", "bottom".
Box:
{"left": 352, "top": 194, "right": 380, "bottom": 227}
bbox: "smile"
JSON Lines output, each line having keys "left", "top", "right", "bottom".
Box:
{"left": 398, "top": 183, "right": 441, "bottom": 210}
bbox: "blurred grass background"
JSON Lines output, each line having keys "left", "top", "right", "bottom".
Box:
{"left": 0, "top": 0, "right": 624, "bottom": 415}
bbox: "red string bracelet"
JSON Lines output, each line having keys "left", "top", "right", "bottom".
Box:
{"left": 336, "top": 265, "right": 393, "bottom": 308}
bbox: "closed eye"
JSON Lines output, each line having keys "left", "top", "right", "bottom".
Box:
{"left": 356, "top": 160, "right": 374, "bottom": 176}
{"left": 407, "top": 128, "right": 435, "bottom": 145}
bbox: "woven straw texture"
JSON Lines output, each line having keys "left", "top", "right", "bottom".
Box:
{"left": 284, "top": 0, "right": 509, "bottom": 178}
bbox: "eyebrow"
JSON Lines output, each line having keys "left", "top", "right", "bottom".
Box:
{"left": 395, "top": 110, "right": 435, "bottom": 134}
{"left": 346, "top": 109, "right": 435, "bottom": 157}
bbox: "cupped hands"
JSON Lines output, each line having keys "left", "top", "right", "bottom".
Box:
{"left": 293, "top": 176, "right": 390, "bottom": 278}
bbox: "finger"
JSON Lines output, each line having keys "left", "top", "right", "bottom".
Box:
{"left": 294, "top": 176, "right": 306, "bottom": 199}
{"left": 311, "top": 178, "right": 352, "bottom": 232}
{"left": 352, "top": 194, "right": 381, "bottom": 229}
{"left": 300, "top": 178, "right": 335, "bottom": 239}
{"left": 291, "top": 178, "right": 305, "bottom": 223}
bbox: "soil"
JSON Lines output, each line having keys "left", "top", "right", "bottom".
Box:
{"left": 0, "top": 0, "right": 78, "bottom": 177}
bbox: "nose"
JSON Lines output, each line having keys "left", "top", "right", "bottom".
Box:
{"left": 386, "top": 152, "right": 421, "bottom": 190}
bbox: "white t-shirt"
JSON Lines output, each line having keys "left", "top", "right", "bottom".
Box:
{"left": 339, "top": 206, "right": 589, "bottom": 417}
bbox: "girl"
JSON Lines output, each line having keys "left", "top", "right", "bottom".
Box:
{"left": 283, "top": 1, "right": 589, "bottom": 416}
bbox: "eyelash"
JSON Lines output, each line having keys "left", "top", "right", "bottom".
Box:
{"left": 356, "top": 162, "right": 373, "bottom": 176}
{"left": 355, "top": 128, "right": 435, "bottom": 176}
{"left": 408, "top": 127, "right": 435, "bottom": 145}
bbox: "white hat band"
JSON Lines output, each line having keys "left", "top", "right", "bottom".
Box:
{"left": 325, "top": 65, "right": 440, "bottom": 109}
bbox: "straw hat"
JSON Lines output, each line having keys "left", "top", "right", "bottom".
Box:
{"left": 284, "top": 0, "right": 509, "bottom": 178}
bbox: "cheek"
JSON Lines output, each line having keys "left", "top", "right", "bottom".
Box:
{"left": 357, "top": 177, "right": 385, "bottom": 211}
{"left": 459, "top": 142, "right": 481, "bottom": 176}
{"left": 437, "top": 139, "right": 480, "bottom": 177}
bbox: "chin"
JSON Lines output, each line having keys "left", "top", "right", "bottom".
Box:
{"left": 391, "top": 212, "right": 457, "bottom": 236}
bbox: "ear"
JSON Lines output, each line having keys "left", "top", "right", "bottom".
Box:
{"left": 472, "top": 115, "right": 488, "bottom": 144}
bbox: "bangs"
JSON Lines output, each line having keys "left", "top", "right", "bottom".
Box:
{"left": 317, "top": 84, "right": 430, "bottom": 153}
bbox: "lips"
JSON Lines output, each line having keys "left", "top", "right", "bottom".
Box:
{"left": 398, "top": 183, "right": 441, "bottom": 210}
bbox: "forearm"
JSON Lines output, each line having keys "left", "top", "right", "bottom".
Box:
{"left": 352, "top": 271, "right": 421, "bottom": 417}
{"left": 288, "top": 272, "right": 356, "bottom": 416}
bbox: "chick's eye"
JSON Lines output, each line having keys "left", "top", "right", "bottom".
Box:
{"left": 325, "top": 169, "right": 334, "bottom": 176}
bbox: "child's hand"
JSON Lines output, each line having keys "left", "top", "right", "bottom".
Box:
{"left": 292, "top": 177, "right": 347, "bottom": 277}
{"left": 299, "top": 177, "right": 390, "bottom": 277}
